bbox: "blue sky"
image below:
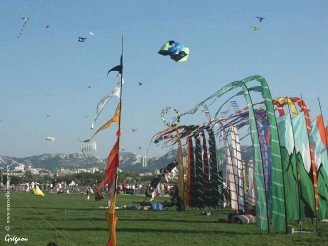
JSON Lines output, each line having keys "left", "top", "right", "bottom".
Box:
{"left": 0, "top": 0, "right": 327, "bottom": 158}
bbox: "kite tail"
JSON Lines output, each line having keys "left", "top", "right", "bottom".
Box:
{"left": 18, "top": 20, "right": 27, "bottom": 39}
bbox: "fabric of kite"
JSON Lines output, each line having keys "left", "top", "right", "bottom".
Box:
{"left": 158, "top": 40, "right": 189, "bottom": 62}
{"left": 309, "top": 115, "right": 328, "bottom": 220}
{"left": 96, "top": 138, "right": 120, "bottom": 194}
{"left": 106, "top": 193, "right": 118, "bottom": 246}
{"left": 85, "top": 103, "right": 121, "bottom": 142}
{"left": 91, "top": 80, "right": 122, "bottom": 129}
{"left": 32, "top": 185, "right": 45, "bottom": 196}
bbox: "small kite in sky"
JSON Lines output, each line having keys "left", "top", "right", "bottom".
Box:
{"left": 45, "top": 136, "right": 55, "bottom": 142}
{"left": 158, "top": 40, "right": 189, "bottom": 62}
{"left": 138, "top": 147, "right": 142, "bottom": 150}
{"left": 78, "top": 37, "right": 87, "bottom": 42}
{"left": 132, "top": 128, "right": 138, "bottom": 133}
{"left": 256, "top": 16, "right": 265, "bottom": 22}
{"left": 87, "top": 85, "right": 91, "bottom": 89}
{"left": 45, "top": 114, "right": 51, "bottom": 119}
{"left": 89, "top": 31, "right": 95, "bottom": 36}
{"left": 45, "top": 25, "right": 50, "bottom": 29}
{"left": 252, "top": 26, "right": 259, "bottom": 31}
{"left": 138, "top": 82, "right": 143, "bottom": 86}
{"left": 18, "top": 17, "right": 31, "bottom": 39}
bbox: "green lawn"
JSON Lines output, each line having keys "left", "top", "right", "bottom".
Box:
{"left": 1, "top": 192, "right": 327, "bottom": 246}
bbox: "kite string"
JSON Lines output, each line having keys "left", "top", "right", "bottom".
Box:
{"left": 18, "top": 19, "right": 28, "bottom": 39}
{"left": 12, "top": 192, "right": 77, "bottom": 246}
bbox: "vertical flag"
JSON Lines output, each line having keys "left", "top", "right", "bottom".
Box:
{"left": 230, "top": 126, "right": 244, "bottom": 211}
{"left": 276, "top": 114, "right": 300, "bottom": 220}
{"left": 194, "top": 132, "right": 204, "bottom": 209}
{"left": 309, "top": 115, "right": 328, "bottom": 220}
{"left": 222, "top": 129, "right": 238, "bottom": 211}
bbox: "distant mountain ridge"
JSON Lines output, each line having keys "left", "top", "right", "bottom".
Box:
{"left": 0, "top": 146, "right": 253, "bottom": 173}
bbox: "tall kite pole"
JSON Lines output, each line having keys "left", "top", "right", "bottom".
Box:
{"left": 106, "top": 36, "right": 124, "bottom": 246}
{"left": 115, "top": 36, "right": 124, "bottom": 193}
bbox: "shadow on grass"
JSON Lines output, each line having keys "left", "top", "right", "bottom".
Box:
{"left": 38, "top": 227, "right": 257, "bottom": 235}
{"left": 117, "top": 227, "right": 258, "bottom": 235}
{"left": 11, "top": 206, "right": 103, "bottom": 211}
{"left": 118, "top": 217, "right": 218, "bottom": 224}
{"left": 38, "top": 217, "right": 106, "bottom": 222}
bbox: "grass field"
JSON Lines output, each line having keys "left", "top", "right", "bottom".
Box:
{"left": 1, "top": 192, "right": 328, "bottom": 246}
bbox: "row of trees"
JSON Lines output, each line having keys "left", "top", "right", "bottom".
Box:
{"left": 1, "top": 171, "right": 156, "bottom": 187}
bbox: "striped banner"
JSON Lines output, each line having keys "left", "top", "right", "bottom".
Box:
{"left": 222, "top": 128, "right": 238, "bottom": 211}
{"left": 230, "top": 126, "right": 245, "bottom": 211}
{"left": 184, "top": 135, "right": 192, "bottom": 208}
{"left": 194, "top": 132, "right": 204, "bottom": 209}
{"left": 188, "top": 135, "right": 197, "bottom": 208}
{"left": 201, "top": 130, "right": 210, "bottom": 207}
{"left": 207, "top": 127, "right": 223, "bottom": 208}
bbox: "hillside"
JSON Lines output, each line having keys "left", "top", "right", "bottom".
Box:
{"left": 0, "top": 146, "right": 254, "bottom": 173}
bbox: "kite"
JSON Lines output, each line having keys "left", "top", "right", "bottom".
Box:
{"left": 132, "top": 128, "right": 138, "bottom": 133}
{"left": 45, "top": 114, "right": 51, "bottom": 119}
{"left": 256, "top": 16, "right": 265, "bottom": 22}
{"left": 158, "top": 40, "right": 189, "bottom": 62}
{"left": 138, "top": 82, "right": 143, "bottom": 86}
{"left": 32, "top": 185, "right": 45, "bottom": 196}
{"left": 161, "top": 107, "right": 180, "bottom": 127}
{"left": 18, "top": 17, "right": 31, "bottom": 39}
{"left": 78, "top": 37, "right": 87, "bottom": 42}
{"left": 252, "top": 26, "right": 259, "bottom": 31}
{"left": 45, "top": 136, "right": 55, "bottom": 142}
{"left": 89, "top": 31, "right": 95, "bottom": 36}
{"left": 87, "top": 85, "right": 91, "bottom": 89}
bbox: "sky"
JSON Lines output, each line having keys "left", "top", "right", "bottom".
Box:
{"left": 0, "top": 0, "right": 327, "bottom": 159}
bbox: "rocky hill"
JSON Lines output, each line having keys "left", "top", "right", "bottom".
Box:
{"left": 0, "top": 145, "right": 254, "bottom": 173}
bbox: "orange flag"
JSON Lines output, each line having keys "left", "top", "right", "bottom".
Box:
{"left": 84, "top": 103, "right": 121, "bottom": 143}
{"left": 106, "top": 193, "right": 118, "bottom": 246}
{"left": 96, "top": 138, "right": 120, "bottom": 193}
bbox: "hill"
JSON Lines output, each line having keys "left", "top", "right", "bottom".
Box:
{"left": 0, "top": 145, "right": 254, "bottom": 173}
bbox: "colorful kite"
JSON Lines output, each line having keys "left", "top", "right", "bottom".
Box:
{"left": 158, "top": 40, "right": 189, "bottom": 62}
